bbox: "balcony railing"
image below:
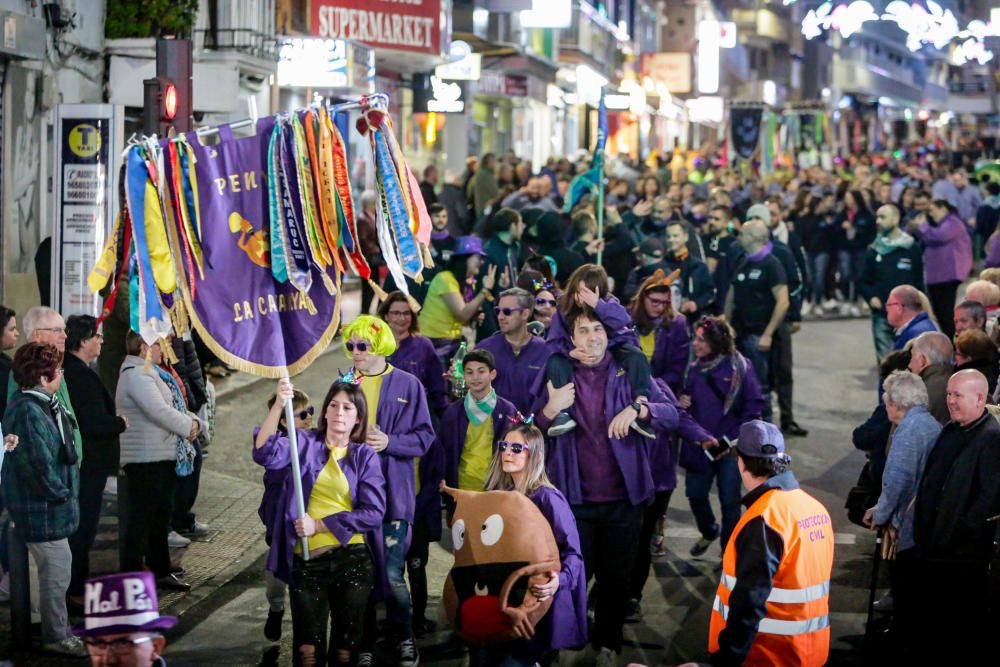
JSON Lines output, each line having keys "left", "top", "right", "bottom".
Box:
{"left": 194, "top": 28, "right": 280, "bottom": 61}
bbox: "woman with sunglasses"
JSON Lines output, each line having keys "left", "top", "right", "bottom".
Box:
{"left": 481, "top": 424, "right": 587, "bottom": 666}
{"left": 628, "top": 270, "right": 690, "bottom": 396}
{"left": 257, "top": 388, "right": 313, "bottom": 642}
{"left": 254, "top": 378, "right": 386, "bottom": 667}
{"left": 378, "top": 291, "right": 448, "bottom": 418}
{"left": 679, "top": 316, "right": 766, "bottom": 558}
{"left": 418, "top": 236, "right": 498, "bottom": 365}
{"left": 516, "top": 269, "right": 558, "bottom": 335}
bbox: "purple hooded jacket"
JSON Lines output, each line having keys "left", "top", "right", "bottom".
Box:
{"left": 649, "top": 378, "right": 713, "bottom": 492}
{"left": 438, "top": 394, "right": 518, "bottom": 489}
{"left": 679, "top": 354, "right": 765, "bottom": 474}
{"left": 388, "top": 334, "right": 448, "bottom": 417}
{"left": 645, "top": 314, "right": 691, "bottom": 395}
{"left": 534, "top": 354, "right": 679, "bottom": 506}
{"left": 252, "top": 428, "right": 387, "bottom": 587}
{"left": 475, "top": 334, "right": 553, "bottom": 416}
{"left": 372, "top": 367, "right": 436, "bottom": 523}
{"left": 914, "top": 213, "right": 973, "bottom": 285}
{"left": 526, "top": 485, "right": 588, "bottom": 651}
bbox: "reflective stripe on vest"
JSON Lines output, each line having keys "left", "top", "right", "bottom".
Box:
{"left": 713, "top": 596, "right": 830, "bottom": 636}
{"left": 719, "top": 572, "right": 831, "bottom": 604}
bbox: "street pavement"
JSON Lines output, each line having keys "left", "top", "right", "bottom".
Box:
{"left": 1, "top": 307, "right": 882, "bottom": 666}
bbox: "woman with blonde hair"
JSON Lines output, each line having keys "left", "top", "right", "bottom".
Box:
{"left": 481, "top": 423, "right": 587, "bottom": 665}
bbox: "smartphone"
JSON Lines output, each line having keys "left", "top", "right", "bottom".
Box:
{"left": 704, "top": 435, "right": 733, "bottom": 461}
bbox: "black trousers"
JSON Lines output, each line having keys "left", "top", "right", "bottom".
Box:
{"left": 68, "top": 468, "right": 108, "bottom": 596}
{"left": 290, "top": 544, "right": 374, "bottom": 666}
{"left": 405, "top": 517, "right": 431, "bottom": 625}
{"left": 910, "top": 556, "right": 989, "bottom": 662}
{"left": 172, "top": 442, "right": 202, "bottom": 533}
{"left": 122, "top": 461, "right": 176, "bottom": 578}
{"left": 547, "top": 345, "right": 651, "bottom": 399}
{"left": 927, "top": 280, "right": 961, "bottom": 341}
{"left": 629, "top": 490, "right": 673, "bottom": 601}
{"left": 572, "top": 500, "right": 644, "bottom": 652}
{"left": 769, "top": 321, "right": 795, "bottom": 426}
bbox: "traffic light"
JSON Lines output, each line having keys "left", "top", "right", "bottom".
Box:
{"left": 143, "top": 76, "right": 179, "bottom": 136}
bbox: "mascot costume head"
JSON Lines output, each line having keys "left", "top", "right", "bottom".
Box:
{"left": 442, "top": 486, "right": 560, "bottom": 645}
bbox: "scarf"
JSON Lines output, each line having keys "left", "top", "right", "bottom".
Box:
{"left": 464, "top": 389, "right": 497, "bottom": 426}
{"left": 696, "top": 353, "right": 747, "bottom": 415}
{"left": 22, "top": 388, "right": 78, "bottom": 466}
{"left": 153, "top": 365, "right": 196, "bottom": 476}
{"left": 746, "top": 241, "right": 773, "bottom": 262}
{"left": 872, "top": 230, "right": 915, "bottom": 256}
{"left": 671, "top": 245, "right": 689, "bottom": 262}
{"left": 772, "top": 220, "right": 789, "bottom": 245}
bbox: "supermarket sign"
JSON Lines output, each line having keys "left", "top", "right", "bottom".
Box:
{"left": 277, "top": 0, "right": 445, "bottom": 56}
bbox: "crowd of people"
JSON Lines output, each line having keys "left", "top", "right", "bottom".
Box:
{"left": 1, "top": 145, "right": 1000, "bottom": 666}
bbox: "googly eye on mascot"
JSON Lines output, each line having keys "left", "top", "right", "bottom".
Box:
{"left": 442, "top": 485, "right": 561, "bottom": 645}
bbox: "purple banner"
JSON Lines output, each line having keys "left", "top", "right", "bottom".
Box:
{"left": 178, "top": 118, "right": 340, "bottom": 377}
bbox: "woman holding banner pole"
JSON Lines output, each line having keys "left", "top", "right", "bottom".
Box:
{"left": 254, "top": 378, "right": 387, "bottom": 667}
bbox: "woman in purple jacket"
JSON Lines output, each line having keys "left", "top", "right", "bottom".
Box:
{"left": 909, "top": 199, "right": 974, "bottom": 340}
{"left": 379, "top": 291, "right": 449, "bottom": 418}
{"left": 628, "top": 269, "right": 691, "bottom": 395}
{"left": 482, "top": 423, "right": 588, "bottom": 666}
{"left": 254, "top": 379, "right": 387, "bottom": 667}
{"left": 679, "top": 316, "right": 765, "bottom": 558}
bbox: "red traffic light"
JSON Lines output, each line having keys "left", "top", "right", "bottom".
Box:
{"left": 163, "top": 82, "right": 178, "bottom": 120}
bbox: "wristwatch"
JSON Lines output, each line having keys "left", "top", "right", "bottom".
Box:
{"left": 630, "top": 400, "right": 643, "bottom": 414}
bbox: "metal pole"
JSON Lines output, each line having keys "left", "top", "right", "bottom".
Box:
{"left": 283, "top": 373, "right": 310, "bottom": 560}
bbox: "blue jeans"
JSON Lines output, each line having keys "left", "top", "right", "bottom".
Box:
{"left": 685, "top": 456, "right": 742, "bottom": 550}
{"left": 737, "top": 334, "right": 772, "bottom": 422}
{"left": 871, "top": 311, "right": 895, "bottom": 363}
{"left": 836, "top": 249, "right": 867, "bottom": 301}
{"left": 383, "top": 519, "right": 413, "bottom": 639}
{"left": 809, "top": 252, "right": 830, "bottom": 304}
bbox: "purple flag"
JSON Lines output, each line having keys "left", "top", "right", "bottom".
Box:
{"left": 177, "top": 118, "right": 340, "bottom": 377}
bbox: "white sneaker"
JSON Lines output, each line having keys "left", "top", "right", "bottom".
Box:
{"left": 168, "top": 530, "right": 192, "bottom": 548}
{"left": 596, "top": 647, "right": 616, "bottom": 667}
{"left": 801, "top": 303, "right": 813, "bottom": 317}
{"left": 848, "top": 304, "right": 862, "bottom": 317}
{"left": 822, "top": 298, "right": 838, "bottom": 310}
{"left": 42, "top": 636, "right": 88, "bottom": 657}
{"left": 180, "top": 521, "right": 210, "bottom": 537}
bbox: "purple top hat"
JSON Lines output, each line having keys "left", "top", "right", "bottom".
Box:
{"left": 71, "top": 571, "right": 178, "bottom": 637}
{"left": 453, "top": 235, "right": 486, "bottom": 256}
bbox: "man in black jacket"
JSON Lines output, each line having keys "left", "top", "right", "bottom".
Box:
{"left": 857, "top": 204, "right": 924, "bottom": 362}
{"left": 62, "top": 315, "right": 127, "bottom": 608}
{"left": 913, "top": 369, "right": 1000, "bottom": 658}
{"left": 664, "top": 220, "right": 715, "bottom": 322}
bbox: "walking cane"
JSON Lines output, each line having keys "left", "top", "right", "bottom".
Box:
{"left": 283, "top": 372, "right": 310, "bottom": 560}
{"left": 862, "top": 530, "right": 883, "bottom": 655}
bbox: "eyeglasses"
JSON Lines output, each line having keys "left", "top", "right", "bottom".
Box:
{"left": 386, "top": 310, "right": 412, "bottom": 318}
{"left": 83, "top": 635, "right": 155, "bottom": 655}
{"left": 497, "top": 441, "right": 530, "bottom": 454}
{"left": 535, "top": 298, "right": 557, "bottom": 307}
{"left": 91, "top": 332, "right": 105, "bottom": 340}
{"left": 885, "top": 301, "right": 902, "bottom": 309}
{"left": 37, "top": 327, "right": 66, "bottom": 334}
{"left": 645, "top": 295, "right": 671, "bottom": 307}
{"left": 345, "top": 341, "right": 370, "bottom": 352}
{"left": 494, "top": 306, "right": 525, "bottom": 317}
{"left": 297, "top": 406, "right": 315, "bottom": 420}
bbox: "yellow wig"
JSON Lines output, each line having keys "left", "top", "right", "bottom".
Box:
{"left": 341, "top": 315, "right": 398, "bottom": 357}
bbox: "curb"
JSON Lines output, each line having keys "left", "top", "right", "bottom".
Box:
{"left": 161, "top": 544, "right": 270, "bottom": 620}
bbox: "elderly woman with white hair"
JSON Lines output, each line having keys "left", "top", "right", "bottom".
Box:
{"left": 863, "top": 369, "right": 942, "bottom": 637}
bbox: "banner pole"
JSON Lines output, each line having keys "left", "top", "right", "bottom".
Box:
{"left": 596, "top": 151, "right": 605, "bottom": 267}
{"left": 283, "top": 372, "right": 310, "bottom": 561}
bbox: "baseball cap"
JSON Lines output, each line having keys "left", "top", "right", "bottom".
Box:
{"left": 745, "top": 203, "right": 772, "bottom": 225}
{"left": 637, "top": 237, "right": 665, "bottom": 258}
{"left": 736, "top": 420, "right": 786, "bottom": 459}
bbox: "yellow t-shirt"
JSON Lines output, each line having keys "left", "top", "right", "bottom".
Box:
{"left": 639, "top": 330, "right": 656, "bottom": 362}
{"left": 358, "top": 366, "right": 392, "bottom": 427}
{"left": 297, "top": 446, "right": 364, "bottom": 554}
{"left": 418, "top": 271, "right": 463, "bottom": 339}
{"left": 458, "top": 418, "right": 494, "bottom": 491}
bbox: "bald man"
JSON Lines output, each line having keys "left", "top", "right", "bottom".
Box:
{"left": 907, "top": 331, "right": 954, "bottom": 424}
{"left": 886, "top": 285, "right": 937, "bottom": 352}
{"left": 912, "top": 369, "right": 1000, "bottom": 658}
{"left": 857, "top": 204, "right": 924, "bottom": 361}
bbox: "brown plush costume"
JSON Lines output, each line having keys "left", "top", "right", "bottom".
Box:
{"left": 442, "top": 486, "right": 561, "bottom": 645}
